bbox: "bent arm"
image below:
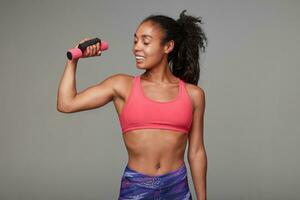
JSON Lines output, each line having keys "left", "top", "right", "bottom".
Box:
{"left": 56, "top": 60, "right": 118, "bottom": 113}
{"left": 57, "top": 60, "right": 79, "bottom": 112}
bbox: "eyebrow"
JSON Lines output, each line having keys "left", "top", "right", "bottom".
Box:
{"left": 134, "top": 33, "right": 153, "bottom": 39}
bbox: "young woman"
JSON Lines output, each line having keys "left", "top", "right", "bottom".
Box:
{"left": 57, "top": 9, "right": 207, "bottom": 200}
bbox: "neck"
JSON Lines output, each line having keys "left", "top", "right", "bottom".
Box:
{"left": 142, "top": 60, "right": 177, "bottom": 84}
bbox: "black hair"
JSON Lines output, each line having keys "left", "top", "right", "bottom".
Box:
{"left": 142, "top": 10, "right": 208, "bottom": 85}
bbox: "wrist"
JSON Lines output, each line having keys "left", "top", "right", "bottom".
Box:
{"left": 67, "top": 59, "right": 78, "bottom": 66}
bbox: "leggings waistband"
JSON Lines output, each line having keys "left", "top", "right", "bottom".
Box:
{"left": 122, "top": 162, "right": 187, "bottom": 190}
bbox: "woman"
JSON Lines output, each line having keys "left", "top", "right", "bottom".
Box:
{"left": 57, "top": 9, "right": 207, "bottom": 200}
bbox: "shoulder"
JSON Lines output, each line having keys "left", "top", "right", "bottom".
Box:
{"left": 185, "top": 83, "right": 206, "bottom": 112}
{"left": 113, "top": 73, "right": 135, "bottom": 87}
{"left": 106, "top": 73, "right": 135, "bottom": 99}
{"left": 105, "top": 73, "right": 133, "bottom": 80}
{"left": 104, "top": 73, "right": 134, "bottom": 85}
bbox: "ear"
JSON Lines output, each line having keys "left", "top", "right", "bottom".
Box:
{"left": 164, "top": 40, "right": 175, "bottom": 54}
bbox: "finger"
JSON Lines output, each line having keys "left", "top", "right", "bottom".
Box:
{"left": 83, "top": 38, "right": 90, "bottom": 42}
{"left": 91, "top": 44, "right": 96, "bottom": 55}
{"left": 96, "top": 42, "right": 100, "bottom": 52}
{"left": 88, "top": 46, "right": 92, "bottom": 57}
{"left": 91, "top": 45, "right": 95, "bottom": 56}
{"left": 76, "top": 38, "right": 89, "bottom": 48}
{"left": 97, "top": 42, "right": 102, "bottom": 55}
{"left": 80, "top": 38, "right": 89, "bottom": 45}
{"left": 85, "top": 46, "right": 91, "bottom": 57}
{"left": 89, "top": 45, "right": 93, "bottom": 56}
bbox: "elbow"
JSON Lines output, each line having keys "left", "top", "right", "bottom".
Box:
{"left": 57, "top": 106, "right": 69, "bottom": 113}
{"left": 57, "top": 107, "right": 70, "bottom": 113}
{"left": 188, "top": 150, "right": 207, "bottom": 162}
{"left": 57, "top": 102, "right": 72, "bottom": 113}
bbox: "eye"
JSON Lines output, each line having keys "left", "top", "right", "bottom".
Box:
{"left": 133, "top": 40, "right": 149, "bottom": 45}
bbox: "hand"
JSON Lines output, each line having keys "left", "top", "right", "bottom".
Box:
{"left": 75, "top": 38, "right": 102, "bottom": 58}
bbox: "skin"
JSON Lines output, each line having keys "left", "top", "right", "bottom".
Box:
{"left": 114, "top": 20, "right": 194, "bottom": 175}
{"left": 57, "top": 21, "right": 206, "bottom": 180}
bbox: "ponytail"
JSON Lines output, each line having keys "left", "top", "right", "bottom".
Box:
{"left": 142, "top": 10, "right": 208, "bottom": 85}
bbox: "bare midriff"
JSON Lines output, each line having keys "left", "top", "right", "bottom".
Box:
{"left": 122, "top": 129, "right": 189, "bottom": 176}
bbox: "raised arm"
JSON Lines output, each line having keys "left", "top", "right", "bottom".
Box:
{"left": 57, "top": 61, "right": 121, "bottom": 113}
{"left": 57, "top": 38, "right": 120, "bottom": 113}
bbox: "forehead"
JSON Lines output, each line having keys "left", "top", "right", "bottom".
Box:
{"left": 134, "top": 21, "right": 162, "bottom": 39}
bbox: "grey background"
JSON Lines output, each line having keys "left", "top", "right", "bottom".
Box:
{"left": 0, "top": 0, "right": 299, "bottom": 199}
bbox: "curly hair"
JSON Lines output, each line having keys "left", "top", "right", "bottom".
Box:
{"left": 141, "top": 10, "right": 208, "bottom": 85}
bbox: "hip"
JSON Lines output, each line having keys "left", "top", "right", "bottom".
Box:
{"left": 118, "top": 162, "right": 192, "bottom": 200}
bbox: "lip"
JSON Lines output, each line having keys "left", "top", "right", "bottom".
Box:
{"left": 135, "top": 55, "right": 145, "bottom": 63}
{"left": 136, "top": 59, "right": 144, "bottom": 63}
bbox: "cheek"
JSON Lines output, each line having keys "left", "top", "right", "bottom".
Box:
{"left": 145, "top": 52, "right": 164, "bottom": 67}
{"left": 145, "top": 45, "right": 164, "bottom": 58}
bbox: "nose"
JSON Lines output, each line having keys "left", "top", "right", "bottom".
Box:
{"left": 133, "top": 41, "right": 142, "bottom": 52}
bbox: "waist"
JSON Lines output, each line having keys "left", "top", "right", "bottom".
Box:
{"left": 122, "top": 161, "right": 187, "bottom": 189}
{"left": 126, "top": 158, "right": 185, "bottom": 176}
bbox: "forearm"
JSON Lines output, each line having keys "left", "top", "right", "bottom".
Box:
{"left": 57, "top": 59, "right": 79, "bottom": 110}
{"left": 188, "top": 151, "right": 207, "bottom": 200}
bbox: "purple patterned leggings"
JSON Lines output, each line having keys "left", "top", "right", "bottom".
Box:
{"left": 118, "top": 162, "right": 193, "bottom": 200}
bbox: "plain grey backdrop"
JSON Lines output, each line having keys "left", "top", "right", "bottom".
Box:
{"left": 0, "top": 0, "right": 299, "bottom": 199}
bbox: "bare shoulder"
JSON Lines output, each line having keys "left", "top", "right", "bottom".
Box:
{"left": 109, "top": 73, "right": 135, "bottom": 99}
{"left": 185, "top": 83, "right": 206, "bottom": 111}
{"left": 104, "top": 73, "right": 133, "bottom": 86}
{"left": 113, "top": 73, "right": 135, "bottom": 87}
{"left": 105, "top": 73, "right": 131, "bottom": 80}
{"left": 116, "top": 73, "right": 135, "bottom": 81}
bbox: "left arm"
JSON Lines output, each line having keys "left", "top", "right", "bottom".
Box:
{"left": 187, "top": 86, "right": 207, "bottom": 200}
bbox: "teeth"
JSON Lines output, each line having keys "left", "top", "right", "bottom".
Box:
{"left": 135, "top": 56, "right": 144, "bottom": 60}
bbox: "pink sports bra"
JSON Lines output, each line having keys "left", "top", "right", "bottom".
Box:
{"left": 118, "top": 75, "right": 193, "bottom": 134}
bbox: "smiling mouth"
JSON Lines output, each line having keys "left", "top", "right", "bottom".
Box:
{"left": 135, "top": 56, "right": 145, "bottom": 62}
{"left": 136, "top": 59, "right": 144, "bottom": 62}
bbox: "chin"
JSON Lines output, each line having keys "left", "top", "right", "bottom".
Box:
{"left": 136, "top": 66, "right": 146, "bottom": 70}
{"left": 135, "top": 62, "right": 146, "bottom": 69}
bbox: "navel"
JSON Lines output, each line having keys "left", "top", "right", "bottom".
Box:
{"left": 155, "top": 162, "right": 161, "bottom": 170}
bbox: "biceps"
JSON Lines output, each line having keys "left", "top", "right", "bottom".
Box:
{"left": 66, "top": 83, "right": 114, "bottom": 113}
